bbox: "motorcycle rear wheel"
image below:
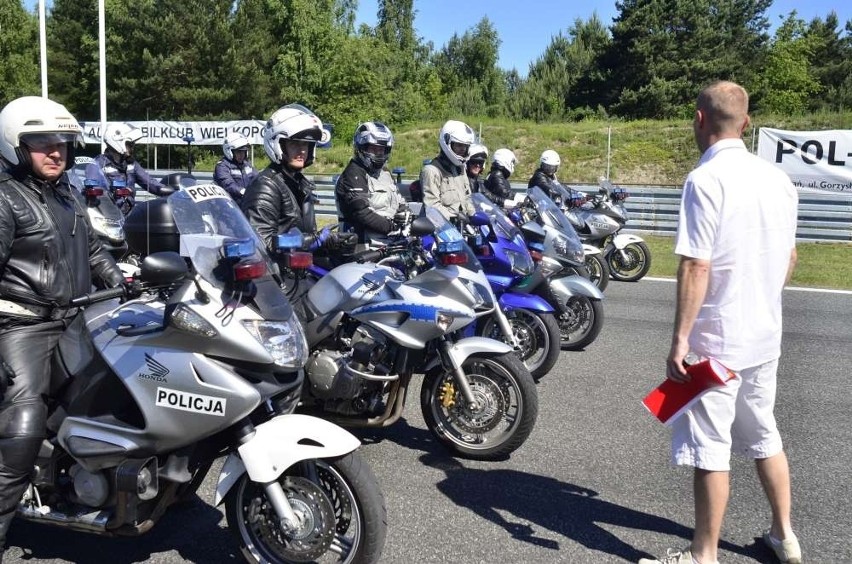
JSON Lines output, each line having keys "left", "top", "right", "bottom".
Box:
{"left": 421, "top": 352, "right": 538, "bottom": 460}
{"left": 225, "top": 453, "right": 387, "bottom": 564}
{"left": 480, "top": 309, "right": 561, "bottom": 380}
{"left": 608, "top": 241, "right": 651, "bottom": 282}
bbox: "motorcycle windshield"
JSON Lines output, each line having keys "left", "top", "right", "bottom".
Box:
{"left": 528, "top": 186, "right": 584, "bottom": 254}
{"left": 69, "top": 159, "right": 125, "bottom": 223}
{"left": 471, "top": 193, "right": 524, "bottom": 245}
{"left": 424, "top": 207, "right": 483, "bottom": 273}
{"left": 168, "top": 186, "right": 291, "bottom": 319}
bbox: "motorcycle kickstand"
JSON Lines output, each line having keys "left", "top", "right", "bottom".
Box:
{"left": 440, "top": 339, "right": 480, "bottom": 410}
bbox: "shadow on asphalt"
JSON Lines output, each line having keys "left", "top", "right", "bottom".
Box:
{"left": 6, "top": 494, "right": 238, "bottom": 563}
{"left": 360, "top": 418, "right": 773, "bottom": 563}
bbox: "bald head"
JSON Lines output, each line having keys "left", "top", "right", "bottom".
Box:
{"left": 693, "top": 81, "right": 750, "bottom": 152}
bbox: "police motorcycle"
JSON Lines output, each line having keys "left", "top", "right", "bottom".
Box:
{"left": 467, "top": 193, "right": 561, "bottom": 380}
{"left": 548, "top": 184, "right": 611, "bottom": 291}
{"left": 512, "top": 187, "right": 605, "bottom": 350}
{"left": 570, "top": 177, "right": 652, "bottom": 282}
{"left": 18, "top": 184, "right": 387, "bottom": 564}
{"left": 70, "top": 158, "right": 129, "bottom": 261}
{"left": 276, "top": 208, "right": 539, "bottom": 461}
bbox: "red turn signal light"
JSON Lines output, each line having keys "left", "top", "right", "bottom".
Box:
{"left": 284, "top": 251, "right": 313, "bottom": 269}
{"left": 84, "top": 187, "right": 104, "bottom": 197}
{"left": 438, "top": 252, "right": 468, "bottom": 266}
{"left": 529, "top": 249, "right": 543, "bottom": 262}
{"left": 233, "top": 260, "right": 267, "bottom": 281}
{"left": 114, "top": 188, "right": 132, "bottom": 198}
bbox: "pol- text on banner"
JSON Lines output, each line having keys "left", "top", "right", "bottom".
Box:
{"left": 757, "top": 127, "right": 852, "bottom": 193}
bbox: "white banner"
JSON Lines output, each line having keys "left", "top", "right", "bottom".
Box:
{"left": 757, "top": 127, "right": 852, "bottom": 193}
{"left": 79, "top": 120, "right": 266, "bottom": 146}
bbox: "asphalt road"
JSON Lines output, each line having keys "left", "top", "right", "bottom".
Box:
{"left": 5, "top": 279, "right": 851, "bottom": 563}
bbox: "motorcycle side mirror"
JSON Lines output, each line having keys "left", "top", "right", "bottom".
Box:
{"left": 140, "top": 252, "right": 188, "bottom": 286}
{"left": 410, "top": 216, "right": 434, "bottom": 237}
{"left": 468, "top": 211, "right": 490, "bottom": 227}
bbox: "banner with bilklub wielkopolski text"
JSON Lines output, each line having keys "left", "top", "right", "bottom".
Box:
{"left": 757, "top": 128, "right": 852, "bottom": 193}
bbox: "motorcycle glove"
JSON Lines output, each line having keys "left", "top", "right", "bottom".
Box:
{"left": 307, "top": 226, "right": 332, "bottom": 251}
{"left": 325, "top": 231, "right": 357, "bottom": 253}
{"left": 0, "top": 358, "right": 16, "bottom": 401}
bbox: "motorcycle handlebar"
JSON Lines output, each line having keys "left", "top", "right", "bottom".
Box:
{"left": 355, "top": 249, "right": 385, "bottom": 263}
{"left": 69, "top": 285, "right": 126, "bottom": 307}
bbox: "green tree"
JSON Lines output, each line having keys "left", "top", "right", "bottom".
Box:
{"left": 603, "top": 0, "right": 771, "bottom": 118}
{"left": 46, "top": 0, "right": 100, "bottom": 119}
{"left": 752, "top": 13, "right": 821, "bottom": 115}
{"left": 433, "top": 17, "right": 507, "bottom": 116}
{"left": 803, "top": 12, "right": 852, "bottom": 111}
{"left": 0, "top": 0, "right": 39, "bottom": 106}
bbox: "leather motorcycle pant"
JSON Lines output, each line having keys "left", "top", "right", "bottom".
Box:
{"left": 0, "top": 319, "right": 66, "bottom": 548}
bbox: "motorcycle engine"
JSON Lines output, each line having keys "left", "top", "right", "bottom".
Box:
{"left": 304, "top": 325, "right": 393, "bottom": 414}
{"left": 69, "top": 464, "right": 110, "bottom": 507}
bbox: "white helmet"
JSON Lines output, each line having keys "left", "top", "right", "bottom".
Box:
{"left": 0, "top": 96, "right": 83, "bottom": 170}
{"left": 467, "top": 143, "right": 489, "bottom": 167}
{"left": 438, "top": 119, "right": 475, "bottom": 167}
{"left": 540, "top": 149, "right": 561, "bottom": 175}
{"left": 262, "top": 103, "right": 329, "bottom": 167}
{"left": 492, "top": 148, "right": 518, "bottom": 177}
{"left": 104, "top": 123, "right": 144, "bottom": 156}
{"left": 223, "top": 131, "right": 250, "bottom": 160}
{"left": 353, "top": 121, "right": 393, "bottom": 173}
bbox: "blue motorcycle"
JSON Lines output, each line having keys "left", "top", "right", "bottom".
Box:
{"left": 468, "top": 194, "right": 561, "bottom": 380}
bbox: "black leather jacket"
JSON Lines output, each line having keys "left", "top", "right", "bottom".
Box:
{"left": 482, "top": 167, "right": 513, "bottom": 207}
{"left": 0, "top": 170, "right": 124, "bottom": 314}
{"left": 528, "top": 169, "right": 561, "bottom": 200}
{"left": 241, "top": 163, "right": 317, "bottom": 252}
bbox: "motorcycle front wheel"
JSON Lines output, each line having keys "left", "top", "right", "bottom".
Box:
{"left": 225, "top": 453, "right": 387, "bottom": 564}
{"left": 585, "top": 253, "right": 610, "bottom": 292}
{"left": 557, "top": 295, "right": 604, "bottom": 350}
{"left": 421, "top": 352, "right": 538, "bottom": 460}
{"left": 479, "top": 309, "right": 561, "bottom": 380}
{"left": 608, "top": 241, "right": 651, "bottom": 282}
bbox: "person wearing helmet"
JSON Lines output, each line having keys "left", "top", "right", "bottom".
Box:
{"left": 213, "top": 131, "right": 257, "bottom": 202}
{"left": 0, "top": 97, "right": 125, "bottom": 553}
{"left": 482, "top": 148, "right": 521, "bottom": 209}
{"left": 241, "top": 104, "right": 355, "bottom": 257}
{"left": 86, "top": 122, "right": 165, "bottom": 213}
{"left": 529, "top": 149, "right": 563, "bottom": 200}
{"left": 335, "top": 121, "right": 406, "bottom": 248}
{"left": 420, "top": 120, "right": 476, "bottom": 220}
{"left": 466, "top": 143, "right": 488, "bottom": 195}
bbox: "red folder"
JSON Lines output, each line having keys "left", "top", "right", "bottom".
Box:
{"left": 643, "top": 359, "right": 737, "bottom": 426}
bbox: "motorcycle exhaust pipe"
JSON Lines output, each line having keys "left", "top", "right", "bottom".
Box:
{"left": 17, "top": 503, "right": 111, "bottom": 533}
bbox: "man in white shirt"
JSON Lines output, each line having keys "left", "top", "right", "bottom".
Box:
{"left": 641, "top": 81, "right": 800, "bottom": 564}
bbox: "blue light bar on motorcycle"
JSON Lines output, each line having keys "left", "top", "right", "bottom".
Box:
{"left": 223, "top": 239, "right": 255, "bottom": 259}
{"left": 274, "top": 232, "right": 304, "bottom": 251}
{"left": 437, "top": 240, "right": 465, "bottom": 254}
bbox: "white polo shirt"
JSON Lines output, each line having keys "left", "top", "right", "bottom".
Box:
{"left": 675, "top": 138, "right": 798, "bottom": 370}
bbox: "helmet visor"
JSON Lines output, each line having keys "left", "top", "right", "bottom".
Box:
{"left": 21, "top": 133, "right": 78, "bottom": 152}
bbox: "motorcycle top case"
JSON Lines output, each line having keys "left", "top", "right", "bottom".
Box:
{"left": 124, "top": 199, "right": 181, "bottom": 255}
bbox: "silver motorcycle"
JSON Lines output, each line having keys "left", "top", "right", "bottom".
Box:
{"left": 20, "top": 186, "right": 387, "bottom": 564}
{"left": 278, "top": 211, "right": 539, "bottom": 461}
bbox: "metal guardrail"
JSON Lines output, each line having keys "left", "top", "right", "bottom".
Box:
{"left": 161, "top": 172, "right": 852, "bottom": 243}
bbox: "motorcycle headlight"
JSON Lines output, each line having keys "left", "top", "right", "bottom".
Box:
{"left": 91, "top": 215, "right": 124, "bottom": 242}
{"left": 242, "top": 318, "right": 309, "bottom": 369}
{"left": 170, "top": 304, "right": 218, "bottom": 337}
{"left": 553, "top": 235, "right": 585, "bottom": 264}
{"left": 506, "top": 249, "right": 534, "bottom": 276}
{"left": 538, "top": 256, "right": 563, "bottom": 278}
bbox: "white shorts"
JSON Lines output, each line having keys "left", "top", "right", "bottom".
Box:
{"left": 671, "top": 358, "right": 784, "bottom": 471}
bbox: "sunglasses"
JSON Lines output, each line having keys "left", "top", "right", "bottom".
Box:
{"left": 21, "top": 133, "right": 75, "bottom": 152}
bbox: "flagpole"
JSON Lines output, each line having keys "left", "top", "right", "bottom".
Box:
{"left": 38, "top": 0, "right": 47, "bottom": 97}
{"left": 99, "top": 0, "right": 107, "bottom": 152}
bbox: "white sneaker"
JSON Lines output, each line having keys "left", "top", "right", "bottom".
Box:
{"left": 763, "top": 531, "right": 802, "bottom": 564}
{"left": 639, "top": 548, "right": 695, "bottom": 564}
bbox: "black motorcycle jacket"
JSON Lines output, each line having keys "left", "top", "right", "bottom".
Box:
{"left": 241, "top": 163, "right": 318, "bottom": 252}
{"left": 528, "top": 169, "right": 561, "bottom": 200}
{"left": 0, "top": 170, "right": 124, "bottom": 314}
{"left": 335, "top": 159, "right": 400, "bottom": 242}
{"left": 483, "top": 168, "right": 513, "bottom": 207}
